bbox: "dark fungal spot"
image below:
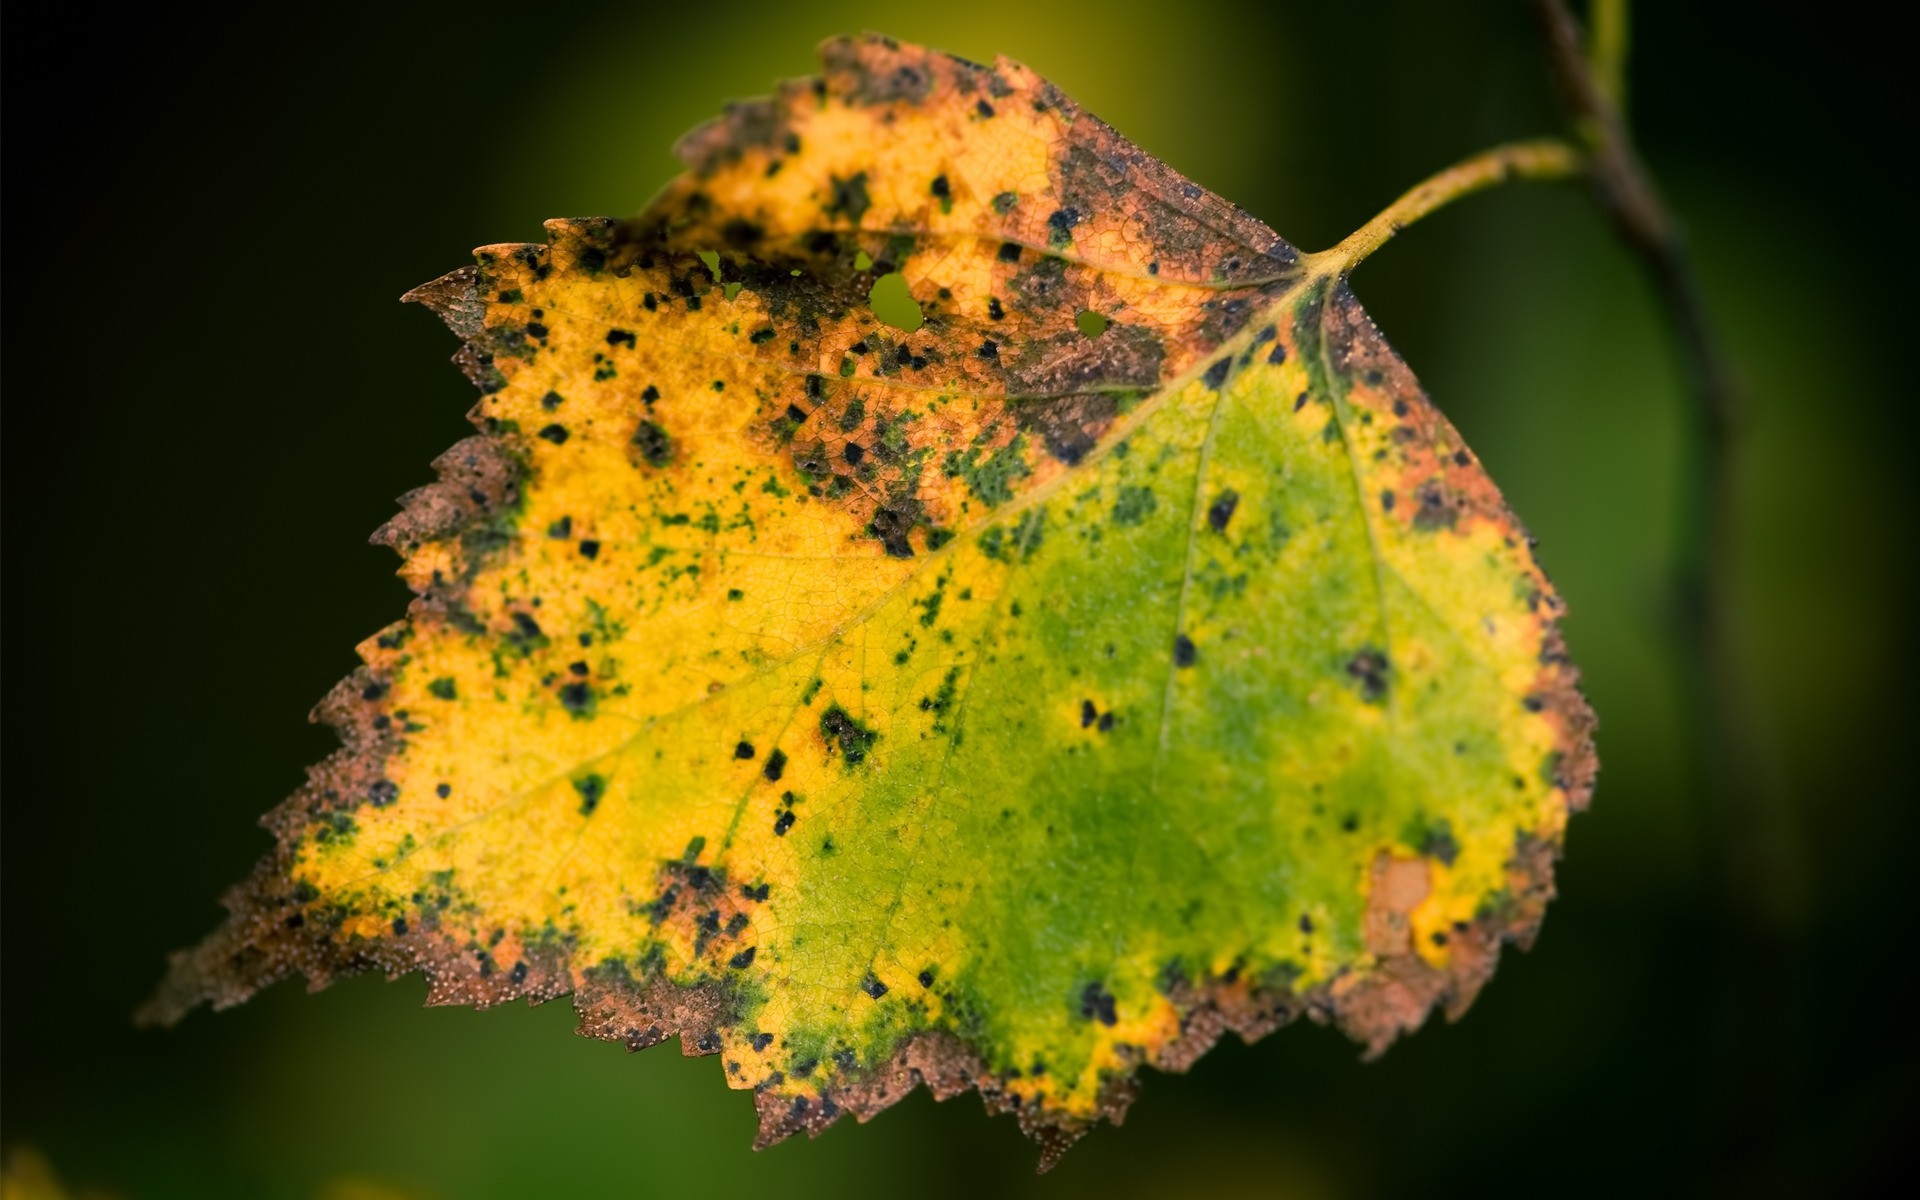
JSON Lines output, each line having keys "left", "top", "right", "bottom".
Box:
{"left": 977, "top": 99, "right": 996, "bottom": 119}
{"left": 867, "top": 505, "right": 917, "bottom": 558}
{"left": 977, "top": 339, "right": 999, "bottom": 360}
{"left": 560, "top": 681, "right": 595, "bottom": 716}
{"left": 997, "top": 241, "right": 1023, "bottom": 263}
{"left": 860, "top": 974, "right": 888, "bottom": 999}
{"left": 763, "top": 748, "right": 787, "bottom": 782}
{"left": 579, "top": 540, "right": 600, "bottom": 559}
{"left": 538, "top": 423, "right": 569, "bottom": 444}
{"left": 742, "top": 882, "right": 770, "bottom": 902}
{"left": 641, "top": 385, "right": 659, "bottom": 404}
{"left": 750, "top": 1032, "right": 774, "bottom": 1052}
{"left": 1097, "top": 711, "right": 1115, "bottom": 733}
{"left": 820, "top": 705, "right": 878, "bottom": 765}
{"left": 828, "top": 172, "right": 871, "bottom": 223}
{"left": 1422, "top": 818, "right": 1461, "bottom": 866}
{"left": 541, "top": 390, "right": 564, "bottom": 410}
{"left": 931, "top": 173, "right": 951, "bottom": 200}
{"left": 717, "top": 216, "right": 765, "bottom": 249}
{"left": 773, "top": 810, "right": 795, "bottom": 836}
{"left": 1112, "top": 485, "right": 1156, "bottom": 526}
{"left": 844, "top": 442, "right": 865, "bottom": 466}
{"left": 1381, "top": 489, "right": 1396, "bottom": 512}
{"left": 1080, "top": 982, "right": 1118, "bottom": 1026}
{"left": 1207, "top": 489, "right": 1240, "bottom": 532}
{"left": 1346, "top": 649, "right": 1390, "bottom": 703}
{"left": 1045, "top": 206, "right": 1082, "bottom": 249}
{"left": 730, "top": 947, "right": 756, "bottom": 969}
{"left": 1294, "top": 392, "right": 1309, "bottom": 412}
{"left": 547, "top": 516, "right": 572, "bottom": 538}
{"left": 991, "top": 190, "right": 1016, "bottom": 213}
{"left": 369, "top": 779, "right": 399, "bottom": 806}
{"left": 569, "top": 661, "right": 589, "bottom": 677}
{"left": 987, "top": 297, "right": 1004, "bottom": 321}
{"left": 436, "top": 783, "right": 451, "bottom": 798}
{"left": 632, "top": 420, "right": 672, "bottom": 467}
{"left": 573, "top": 774, "right": 605, "bottom": 815}
{"left": 362, "top": 680, "right": 389, "bottom": 701}
{"left": 393, "top": 917, "right": 408, "bottom": 935}
{"left": 527, "top": 322, "right": 549, "bottom": 340}
{"left": 606, "top": 329, "right": 636, "bottom": 348}
{"left": 1173, "top": 634, "right": 1198, "bottom": 668}
{"left": 735, "top": 740, "right": 756, "bottom": 760}
{"left": 1299, "top": 914, "right": 1315, "bottom": 934}
{"left": 428, "top": 677, "right": 457, "bottom": 701}
{"left": 749, "top": 326, "right": 776, "bottom": 344}
{"left": 510, "top": 961, "right": 528, "bottom": 985}
{"left": 1413, "top": 483, "right": 1458, "bottom": 531}
{"left": 1202, "top": 357, "right": 1232, "bottom": 390}
{"left": 1081, "top": 699, "right": 1097, "bottom": 729}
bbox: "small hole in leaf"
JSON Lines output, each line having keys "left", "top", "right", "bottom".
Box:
{"left": 1076, "top": 310, "right": 1109, "bottom": 338}
{"left": 869, "top": 273, "right": 924, "bottom": 332}
{"left": 853, "top": 249, "right": 874, "bottom": 271}
{"left": 698, "top": 250, "right": 721, "bottom": 281}
{"left": 724, "top": 282, "right": 743, "bottom": 301}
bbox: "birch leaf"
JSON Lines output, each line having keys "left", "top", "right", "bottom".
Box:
{"left": 145, "top": 34, "right": 1596, "bottom": 1168}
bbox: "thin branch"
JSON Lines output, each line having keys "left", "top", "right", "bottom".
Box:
{"left": 1588, "top": 0, "right": 1630, "bottom": 112}
{"left": 1530, "top": 0, "right": 1735, "bottom": 440}
{"left": 1310, "top": 139, "right": 1584, "bottom": 276}
{"left": 1529, "top": 0, "right": 1797, "bottom": 932}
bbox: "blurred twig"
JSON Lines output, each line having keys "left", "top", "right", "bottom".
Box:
{"left": 1527, "top": 0, "right": 1798, "bottom": 933}
{"left": 1529, "top": 5, "right": 1803, "bottom": 1176}
{"left": 1587, "top": 0, "right": 1630, "bottom": 111}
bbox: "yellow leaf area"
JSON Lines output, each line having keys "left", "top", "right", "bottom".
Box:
{"left": 147, "top": 35, "right": 1595, "bottom": 1166}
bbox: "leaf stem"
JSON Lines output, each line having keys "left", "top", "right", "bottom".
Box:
{"left": 1308, "top": 139, "right": 1583, "bottom": 278}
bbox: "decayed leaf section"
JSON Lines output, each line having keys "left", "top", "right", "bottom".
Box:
{"left": 144, "top": 34, "right": 1594, "bottom": 1166}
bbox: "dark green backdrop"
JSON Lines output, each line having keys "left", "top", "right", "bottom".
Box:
{"left": 3, "top": 2, "right": 1909, "bottom": 1195}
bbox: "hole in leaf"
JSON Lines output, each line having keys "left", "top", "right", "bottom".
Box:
{"left": 698, "top": 250, "right": 721, "bottom": 281}
{"left": 1076, "top": 310, "right": 1109, "bottom": 338}
{"left": 869, "top": 273, "right": 924, "bottom": 332}
{"left": 724, "top": 282, "right": 743, "bottom": 301}
{"left": 853, "top": 249, "right": 874, "bottom": 271}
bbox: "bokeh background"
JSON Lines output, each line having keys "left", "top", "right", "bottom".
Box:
{"left": 3, "top": 2, "right": 1910, "bottom": 1195}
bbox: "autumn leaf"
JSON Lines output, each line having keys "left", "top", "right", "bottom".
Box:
{"left": 144, "top": 34, "right": 1595, "bottom": 1167}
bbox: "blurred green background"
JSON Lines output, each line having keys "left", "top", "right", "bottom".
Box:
{"left": 3, "top": 1, "right": 1909, "bottom": 1195}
